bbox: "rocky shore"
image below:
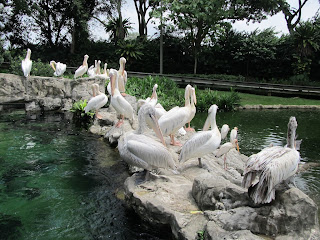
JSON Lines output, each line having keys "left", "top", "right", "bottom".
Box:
{"left": 1, "top": 73, "right": 319, "bottom": 239}
{"left": 88, "top": 97, "right": 320, "bottom": 240}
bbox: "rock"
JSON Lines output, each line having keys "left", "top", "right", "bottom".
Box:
{"left": 38, "top": 97, "right": 62, "bottom": 111}
{"left": 0, "top": 74, "right": 25, "bottom": 103}
{"left": 61, "top": 98, "right": 73, "bottom": 111}
{"left": 25, "top": 101, "right": 41, "bottom": 112}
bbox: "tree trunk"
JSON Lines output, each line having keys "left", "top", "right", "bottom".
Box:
{"left": 193, "top": 47, "right": 197, "bottom": 74}
{"left": 70, "top": 26, "right": 75, "bottom": 54}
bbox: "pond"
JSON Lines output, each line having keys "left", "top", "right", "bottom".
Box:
{"left": 1, "top": 108, "right": 319, "bottom": 239}
{"left": 0, "top": 110, "right": 169, "bottom": 240}
{"left": 192, "top": 109, "right": 320, "bottom": 215}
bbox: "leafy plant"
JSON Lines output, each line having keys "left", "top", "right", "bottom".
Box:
{"left": 70, "top": 99, "right": 95, "bottom": 119}
{"left": 197, "top": 230, "right": 205, "bottom": 240}
{"left": 116, "top": 40, "right": 144, "bottom": 61}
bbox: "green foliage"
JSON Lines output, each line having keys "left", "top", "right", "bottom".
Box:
{"left": 70, "top": 99, "right": 95, "bottom": 118}
{"left": 10, "top": 55, "right": 53, "bottom": 77}
{"left": 116, "top": 40, "right": 144, "bottom": 61}
{"left": 126, "top": 76, "right": 240, "bottom": 112}
{"left": 197, "top": 230, "right": 205, "bottom": 240}
{"left": 104, "top": 17, "right": 133, "bottom": 42}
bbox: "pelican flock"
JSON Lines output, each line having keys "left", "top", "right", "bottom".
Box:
{"left": 21, "top": 48, "right": 32, "bottom": 78}
{"left": 40, "top": 53, "right": 303, "bottom": 207}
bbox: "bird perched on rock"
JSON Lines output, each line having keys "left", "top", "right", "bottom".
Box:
{"left": 50, "top": 61, "right": 66, "bottom": 77}
{"left": 74, "top": 55, "right": 89, "bottom": 79}
{"left": 21, "top": 48, "right": 32, "bottom": 78}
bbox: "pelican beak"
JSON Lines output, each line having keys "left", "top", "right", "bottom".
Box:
{"left": 151, "top": 114, "right": 166, "bottom": 146}
{"left": 110, "top": 73, "right": 115, "bottom": 96}
{"left": 50, "top": 61, "right": 56, "bottom": 71}
{"left": 236, "top": 140, "right": 240, "bottom": 152}
{"left": 193, "top": 90, "right": 197, "bottom": 105}
{"left": 122, "top": 63, "right": 125, "bottom": 76}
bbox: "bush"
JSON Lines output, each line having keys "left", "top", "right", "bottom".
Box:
{"left": 11, "top": 55, "right": 53, "bottom": 77}
{"left": 126, "top": 76, "right": 240, "bottom": 112}
{"left": 70, "top": 99, "right": 95, "bottom": 119}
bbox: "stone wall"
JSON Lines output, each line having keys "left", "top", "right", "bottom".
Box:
{"left": 0, "top": 73, "right": 106, "bottom": 111}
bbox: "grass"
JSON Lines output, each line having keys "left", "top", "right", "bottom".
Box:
{"left": 237, "top": 92, "right": 320, "bottom": 106}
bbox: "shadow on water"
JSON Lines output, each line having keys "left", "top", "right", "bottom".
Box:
{"left": 0, "top": 110, "right": 172, "bottom": 240}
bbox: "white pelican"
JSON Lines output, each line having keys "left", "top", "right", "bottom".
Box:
{"left": 118, "top": 104, "right": 176, "bottom": 180}
{"left": 215, "top": 139, "right": 239, "bottom": 169}
{"left": 179, "top": 104, "right": 221, "bottom": 167}
{"left": 220, "top": 124, "right": 230, "bottom": 140}
{"left": 84, "top": 84, "right": 108, "bottom": 119}
{"left": 242, "top": 116, "right": 300, "bottom": 204}
{"left": 50, "top": 61, "right": 66, "bottom": 77}
{"left": 98, "top": 63, "right": 110, "bottom": 81}
{"left": 117, "top": 57, "right": 127, "bottom": 96}
{"left": 74, "top": 54, "right": 89, "bottom": 79}
{"left": 21, "top": 48, "right": 32, "bottom": 78}
{"left": 95, "top": 60, "right": 101, "bottom": 75}
{"left": 185, "top": 87, "right": 197, "bottom": 132}
{"left": 87, "top": 60, "right": 97, "bottom": 77}
{"left": 138, "top": 84, "right": 158, "bottom": 108}
{"left": 109, "top": 69, "right": 134, "bottom": 127}
{"left": 158, "top": 85, "right": 193, "bottom": 146}
{"left": 230, "top": 127, "right": 238, "bottom": 142}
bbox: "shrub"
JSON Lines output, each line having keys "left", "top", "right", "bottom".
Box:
{"left": 11, "top": 56, "right": 53, "bottom": 77}
{"left": 70, "top": 99, "right": 95, "bottom": 119}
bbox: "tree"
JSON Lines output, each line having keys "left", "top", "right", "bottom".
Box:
{"left": 133, "top": 0, "right": 158, "bottom": 38}
{"left": 94, "top": 17, "right": 132, "bottom": 43}
{"left": 157, "top": 0, "right": 283, "bottom": 74}
{"left": 279, "top": 0, "right": 310, "bottom": 34}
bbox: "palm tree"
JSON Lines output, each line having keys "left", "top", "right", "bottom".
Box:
{"left": 105, "top": 17, "right": 133, "bottom": 43}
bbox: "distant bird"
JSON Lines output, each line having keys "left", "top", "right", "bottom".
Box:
{"left": 95, "top": 60, "right": 101, "bottom": 75}
{"left": 99, "top": 63, "right": 110, "bottom": 81}
{"left": 242, "top": 116, "right": 300, "bottom": 204}
{"left": 159, "top": 85, "right": 193, "bottom": 146}
{"left": 109, "top": 69, "right": 134, "bottom": 127}
{"left": 215, "top": 139, "right": 239, "bottom": 169}
{"left": 74, "top": 54, "right": 89, "bottom": 79}
{"left": 117, "top": 57, "right": 127, "bottom": 96}
{"left": 118, "top": 104, "right": 176, "bottom": 180}
{"left": 179, "top": 104, "right": 221, "bottom": 168}
{"left": 50, "top": 61, "right": 66, "bottom": 77}
{"left": 84, "top": 84, "right": 108, "bottom": 119}
{"left": 220, "top": 124, "right": 230, "bottom": 141}
{"left": 185, "top": 87, "right": 197, "bottom": 132}
{"left": 87, "top": 60, "right": 97, "bottom": 77}
{"left": 21, "top": 48, "right": 32, "bottom": 78}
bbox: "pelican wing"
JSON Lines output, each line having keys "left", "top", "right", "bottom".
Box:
{"left": 74, "top": 65, "right": 87, "bottom": 78}
{"left": 179, "top": 131, "right": 213, "bottom": 162}
{"left": 54, "top": 62, "right": 66, "bottom": 76}
{"left": 111, "top": 93, "right": 133, "bottom": 119}
{"left": 159, "top": 107, "right": 189, "bottom": 136}
{"left": 84, "top": 94, "right": 108, "bottom": 113}
{"left": 126, "top": 135, "right": 175, "bottom": 170}
{"left": 216, "top": 142, "right": 233, "bottom": 157}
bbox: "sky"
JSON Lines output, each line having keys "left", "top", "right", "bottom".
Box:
{"left": 90, "top": 0, "right": 320, "bottom": 41}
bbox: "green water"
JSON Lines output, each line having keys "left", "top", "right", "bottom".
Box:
{"left": 0, "top": 110, "right": 167, "bottom": 240}
{"left": 192, "top": 109, "right": 320, "bottom": 205}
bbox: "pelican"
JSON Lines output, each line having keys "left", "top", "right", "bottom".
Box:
{"left": 84, "top": 84, "right": 108, "bottom": 119}
{"left": 21, "top": 48, "right": 32, "bottom": 78}
{"left": 50, "top": 61, "right": 66, "bottom": 77}
{"left": 138, "top": 84, "right": 158, "bottom": 108}
{"left": 118, "top": 104, "right": 176, "bottom": 180}
{"left": 117, "top": 57, "right": 127, "bottom": 96}
{"left": 74, "top": 54, "right": 89, "bottom": 79}
{"left": 95, "top": 60, "right": 101, "bottom": 75}
{"left": 220, "top": 124, "right": 230, "bottom": 140}
{"left": 215, "top": 139, "right": 239, "bottom": 170}
{"left": 98, "top": 63, "right": 110, "bottom": 81}
{"left": 185, "top": 87, "right": 197, "bottom": 132}
{"left": 242, "top": 116, "right": 300, "bottom": 204}
{"left": 87, "top": 60, "right": 97, "bottom": 77}
{"left": 179, "top": 104, "right": 221, "bottom": 168}
{"left": 109, "top": 69, "right": 134, "bottom": 127}
{"left": 158, "top": 85, "right": 193, "bottom": 146}
{"left": 230, "top": 127, "right": 238, "bottom": 142}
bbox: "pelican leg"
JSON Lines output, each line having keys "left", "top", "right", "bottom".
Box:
{"left": 116, "top": 115, "right": 124, "bottom": 127}
{"left": 170, "top": 134, "right": 182, "bottom": 147}
{"left": 95, "top": 110, "right": 103, "bottom": 119}
{"left": 121, "top": 92, "right": 127, "bottom": 97}
{"left": 185, "top": 122, "right": 195, "bottom": 132}
{"left": 198, "top": 158, "right": 202, "bottom": 168}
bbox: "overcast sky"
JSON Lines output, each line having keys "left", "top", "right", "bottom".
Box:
{"left": 90, "top": 0, "right": 320, "bottom": 40}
